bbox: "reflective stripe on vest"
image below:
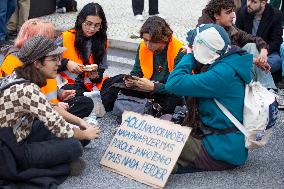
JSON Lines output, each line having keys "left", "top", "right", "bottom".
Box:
{"left": 138, "top": 36, "right": 183, "bottom": 79}
{"left": 44, "top": 91, "right": 58, "bottom": 103}
{"left": 61, "top": 29, "right": 108, "bottom": 91}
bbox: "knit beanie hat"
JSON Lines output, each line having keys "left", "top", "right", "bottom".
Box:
{"left": 186, "top": 24, "right": 231, "bottom": 65}
{"left": 18, "top": 35, "right": 66, "bottom": 65}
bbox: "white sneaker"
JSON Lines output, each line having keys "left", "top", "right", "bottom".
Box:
{"left": 135, "top": 14, "right": 144, "bottom": 21}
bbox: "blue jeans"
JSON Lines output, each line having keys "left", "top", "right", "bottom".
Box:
{"left": 242, "top": 43, "right": 277, "bottom": 89}
{"left": 280, "top": 42, "right": 284, "bottom": 77}
{"left": 0, "top": 0, "right": 17, "bottom": 40}
{"left": 268, "top": 52, "right": 282, "bottom": 73}
{"left": 21, "top": 119, "right": 83, "bottom": 169}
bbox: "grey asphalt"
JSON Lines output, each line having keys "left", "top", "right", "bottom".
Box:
{"left": 2, "top": 0, "right": 284, "bottom": 188}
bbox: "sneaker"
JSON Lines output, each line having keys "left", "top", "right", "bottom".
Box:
{"left": 135, "top": 14, "right": 144, "bottom": 21}
{"left": 69, "top": 158, "right": 86, "bottom": 176}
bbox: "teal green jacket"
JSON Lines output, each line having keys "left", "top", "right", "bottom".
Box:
{"left": 131, "top": 45, "right": 184, "bottom": 94}
{"left": 166, "top": 52, "right": 253, "bottom": 165}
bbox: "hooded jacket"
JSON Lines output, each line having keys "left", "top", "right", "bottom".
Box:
{"left": 197, "top": 10, "right": 268, "bottom": 51}
{"left": 166, "top": 48, "right": 252, "bottom": 165}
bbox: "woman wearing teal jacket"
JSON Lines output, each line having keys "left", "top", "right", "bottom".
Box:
{"left": 166, "top": 24, "right": 253, "bottom": 173}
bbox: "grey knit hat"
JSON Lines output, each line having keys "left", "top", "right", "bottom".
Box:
{"left": 18, "top": 35, "right": 66, "bottom": 65}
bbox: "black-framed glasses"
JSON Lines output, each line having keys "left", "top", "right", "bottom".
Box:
{"left": 83, "top": 20, "right": 102, "bottom": 30}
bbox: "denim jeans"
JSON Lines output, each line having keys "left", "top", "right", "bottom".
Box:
{"left": 21, "top": 119, "right": 83, "bottom": 169}
{"left": 242, "top": 43, "right": 277, "bottom": 89}
{"left": 268, "top": 52, "right": 282, "bottom": 73}
{"left": 280, "top": 42, "right": 284, "bottom": 77}
{"left": 0, "top": 0, "right": 17, "bottom": 40}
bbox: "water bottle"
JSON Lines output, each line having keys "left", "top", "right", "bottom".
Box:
{"left": 83, "top": 87, "right": 106, "bottom": 118}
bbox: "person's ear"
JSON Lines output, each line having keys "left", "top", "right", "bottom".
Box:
{"left": 260, "top": 0, "right": 267, "bottom": 7}
{"left": 33, "top": 60, "right": 42, "bottom": 69}
{"left": 214, "top": 13, "right": 220, "bottom": 21}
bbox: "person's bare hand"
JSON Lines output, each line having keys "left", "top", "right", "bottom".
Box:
{"left": 60, "top": 90, "right": 76, "bottom": 101}
{"left": 136, "top": 78, "right": 155, "bottom": 92}
{"left": 181, "top": 45, "right": 193, "bottom": 54}
{"left": 79, "top": 119, "right": 93, "bottom": 130}
{"left": 67, "top": 60, "right": 83, "bottom": 74}
{"left": 57, "top": 102, "right": 69, "bottom": 110}
{"left": 124, "top": 75, "right": 139, "bottom": 88}
{"left": 254, "top": 58, "right": 271, "bottom": 73}
{"left": 84, "top": 126, "right": 100, "bottom": 140}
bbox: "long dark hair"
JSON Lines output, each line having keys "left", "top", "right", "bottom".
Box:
{"left": 182, "top": 62, "right": 210, "bottom": 133}
{"left": 15, "top": 56, "right": 47, "bottom": 88}
{"left": 74, "top": 3, "right": 107, "bottom": 65}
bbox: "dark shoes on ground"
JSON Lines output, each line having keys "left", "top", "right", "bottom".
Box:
{"left": 7, "top": 30, "right": 18, "bottom": 40}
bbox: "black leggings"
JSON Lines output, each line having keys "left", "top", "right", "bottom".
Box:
{"left": 61, "top": 84, "right": 94, "bottom": 118}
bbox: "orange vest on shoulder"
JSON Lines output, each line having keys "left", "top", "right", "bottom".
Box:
{"left": 138, "top": 36, "right": 183, "bottom": 79}
{"left": 0, "top": 53, "right": 59, "bottom": 104}
{"left": 60, "top": 29, "right": 108, "bottom": 91}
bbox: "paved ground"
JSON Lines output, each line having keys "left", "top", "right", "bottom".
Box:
{"left": 58, "top": 63, "right": 284, "bottom": 189}
{"left": 40, "top": 0, "right": 209, "bottom": 49}
{"left": 1, "top": 0, "right": 284, "bottom": 188}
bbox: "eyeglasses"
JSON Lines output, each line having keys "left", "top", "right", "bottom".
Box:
{"left": 83, "top": 20, "right": 102, "bottom": 30}
{"left": 44, "top": 56, "right": 60, "bottom": 62}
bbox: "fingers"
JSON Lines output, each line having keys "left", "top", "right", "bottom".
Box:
{"left": 58, "top": 102, "right": 69, "bottom": 110}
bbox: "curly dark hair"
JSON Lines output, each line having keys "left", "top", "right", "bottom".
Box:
{"left": 74, "top": 3, "right": 107, "bottom": 66}
{"left": 204, "top": 0, "right": 235, "bottom": 22}
{"left": 139, "top": 16, "right": 173, "bottom": 43}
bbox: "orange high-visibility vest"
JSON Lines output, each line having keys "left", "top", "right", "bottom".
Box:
{"left": 1, "top": 54, "right": 59, "bottom": 104}
{"left": 61, "top": 29, "right": 108, "bottom": 91}
{"left": 138, "top": 36, "right": 183, "bottom": 79}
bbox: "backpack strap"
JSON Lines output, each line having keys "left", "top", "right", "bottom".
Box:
{"left": 214, "top": 99, "right": 249, "bottom": 137}
{"left": 199, "top": 123, "right": 239, "bottom": 136}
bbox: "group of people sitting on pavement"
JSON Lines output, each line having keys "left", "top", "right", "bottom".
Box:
{"left": 0, "top": 0, "right": 283, "bottom": 187}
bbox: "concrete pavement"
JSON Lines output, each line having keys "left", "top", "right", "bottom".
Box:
{"left": 40, "top": 1, "right": 283, "bottom": 189}
{"left": 2, "top": 0, "right": 283, "bottom": 188}
{"left": 40, "top": 0, "right": 209, "bottom": 51}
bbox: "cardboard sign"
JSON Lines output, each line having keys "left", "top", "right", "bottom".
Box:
{"left": 100, "top": 111, "right": 191, "bottom": 188}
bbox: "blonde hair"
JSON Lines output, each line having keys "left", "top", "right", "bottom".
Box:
{"left": 14, "top": 18, "right": 55, "bottom": 48}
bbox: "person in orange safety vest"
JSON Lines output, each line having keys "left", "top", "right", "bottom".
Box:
{"left": 56, "top": 3, "right": 108, "bottom": 95}
{"left": 100, "top": 16, "right": 186, "bottom": 114}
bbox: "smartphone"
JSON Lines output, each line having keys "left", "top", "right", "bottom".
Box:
{"left": 82, "top": 64, "right": 98, "bottom": 72}
{"left": 124, "top": 75, "right": 138, "bottom": 81}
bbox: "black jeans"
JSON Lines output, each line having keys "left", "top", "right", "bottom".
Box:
{"left": 61, "top": 84, "right": 94, "bottom": 118}
{"left": 21, "top": 120, "right": 83, "bottom": 169}
{"left": 101, "top": 74, "right": 185, "bottom": 114}
{"left": 132, "top": 0, "right": 159, "bottom": 15}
